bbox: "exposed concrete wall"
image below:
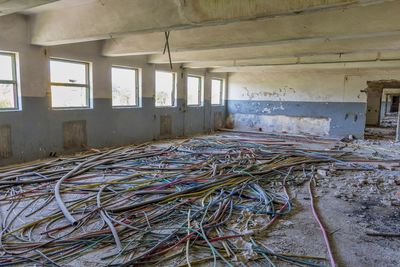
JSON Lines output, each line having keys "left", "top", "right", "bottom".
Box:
{"left": 0, "top": 14, "right": 227, "bottom": 165}
{"left": 227, "top": 69, "right": 400, "bottom": 138}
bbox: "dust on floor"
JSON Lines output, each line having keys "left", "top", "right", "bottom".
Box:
{"left": 0, "top": 132, "right": 399, "bottom": 267}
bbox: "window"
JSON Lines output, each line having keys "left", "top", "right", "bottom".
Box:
{"left": 211, "top": 78, "right": 224, "bottom": 105}
{"left": 0, "top": 52, "right": 19, "bottom": 110}
{"left": 187, "top": 75, "right": 203, "bottom": 106}
{"left": 112, "top": 66, "right": 139, "bottom": 107}
{"left": 155, "top": 71, "right": 176, "bottom": 107}
{"left": 50, "top": 58, "right": 91, "bottom": 108}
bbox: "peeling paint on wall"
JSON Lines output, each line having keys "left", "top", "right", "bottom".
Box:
{"left": 232, "top": 114, "right": 331, "bottom": 136}
{"left": 242, "top": 86, "right": 296, "bottom": 101}
{"left": 262, "top": 103, "right": 285, "bottom": 114}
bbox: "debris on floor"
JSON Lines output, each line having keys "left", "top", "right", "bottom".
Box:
{"left": 365, "top": 112, "right": 398, "bottom": 140}
{"left": 0, "top": 132, "right": 398, "bottom": 266}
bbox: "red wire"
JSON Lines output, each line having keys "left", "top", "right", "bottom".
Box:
{"left": 308, "top": 178, "right": 336, "bottom": 267}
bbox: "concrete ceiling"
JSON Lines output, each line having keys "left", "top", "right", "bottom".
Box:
{"left": 0, "top": 0, "right": 58, "bottom": 16}
{"left": 22, "top": 0, "right": 95, "bottom": 14}
{"left": 104, "top": 1, "right": 400, "bottom": 57}
{"left": 29, "top": 0, "right": 391, "bottom": 45}
{"left": 209, "top": 60, "right": 400, "bottom": 73}
{"left": 147, "top": 35, "right": 400, "bottom": 64}
{"left": 15, "top": 0, "right": 400, "bottom": 71}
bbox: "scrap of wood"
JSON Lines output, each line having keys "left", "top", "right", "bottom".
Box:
{"left": 366, "top": 231, "right": 400, "bottom": 237}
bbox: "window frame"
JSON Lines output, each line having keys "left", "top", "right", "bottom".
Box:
{"left": 0, "top": 51, "right": 20, "bottom": 111}
{"left": 155, "top": 70, "right": 177, "bottom": 108}
{"left": 211, "top": 78, "right": 225, "bottom": 106}
{"left": 186, "top": 75, "right": 203, "bottom": 107}
{"left": 111, "top": 65, "right": 141, "bottom": 108}
{"left": 50, "top": 57, "right": 92, "bottom": 110}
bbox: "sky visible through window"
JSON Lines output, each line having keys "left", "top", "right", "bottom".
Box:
{"left": 112, "top": 67, "right": 137, "bottom": 106}
{"left": 155, "top": 71, "right": 174, "bottom": 107}
{"left": 211, "top": 79, "right": 223, "bottom": 105}
{"left": 0, "top": 54, "right": 16, "bottom": 109}
{"left": 50, "top": 59, "right": 89, "bottom": 108}
{"left": 0, "top": 54, "right": 13, "bottom": 80}
{"left": 187, "top": 76, "right": 201, "bottom": 106}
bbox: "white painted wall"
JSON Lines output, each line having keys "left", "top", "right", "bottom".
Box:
{"left": 0, "top": 14, "right": 46, "bottom": 97}
{"left": 0, "top": 14, "right": 228, "bottom": 165}
{"left": 227, "top": 69, "right": 400, "bottom": 137}
{"left": 0, "top": 14, "right": 228, "bottom": 104}
{"left": 228, "top": 69, "right": 400, "bottom": 103}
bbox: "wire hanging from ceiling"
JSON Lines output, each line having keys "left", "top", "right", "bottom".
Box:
{"left": 164, "top": 31, "right": 173, "bottom": 70}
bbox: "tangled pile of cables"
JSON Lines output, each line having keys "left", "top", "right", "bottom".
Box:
{"left": 0, "top": 133, "right": 366, "bottom": 266}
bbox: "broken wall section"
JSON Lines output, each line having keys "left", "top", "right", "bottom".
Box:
{"left": 381, "top": 88, "right": 400, "bottom": 118}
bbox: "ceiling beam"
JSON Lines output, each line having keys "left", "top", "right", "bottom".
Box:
{"left": 147, "top": 33, "right": 400, "bottom": 64}
{"left": 209, "top": 59, "right": 400, "bottom": 73}
{"left": 103, "top": 0, "right": 399, "bottom": 57}
{"left": 184, "top": 51, "right": 399, "bottom": 68}
{"left": 30, "top": 0, "right": 391, "bottom": 46}
{"left": 0, "top": 0, "right": 57, "bottom": 16}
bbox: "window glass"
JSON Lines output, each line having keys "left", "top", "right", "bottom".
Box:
{"left": 112, "top": 67, "right": 138, "bottom": 106}
{"left": 50, "top": 60, "right": 87, "bottom": 84}
{"left": 187, "top": 76, "right": 202, "bottom": 106}
{"left": 51, "top": 86, "right": 88, "bottom": 108}
{"left": 211, "top": 79, "right": 223, "bottom": 105}
{"left": 0, "top": 54, "right": 13, "bottom": 81}
{"left": 50, "top": 59, "right": 90, "bottom": 109}
{"left": 0, "top": 84, "right": 16, "bottom": 109}
{"left": 155, "top": 71, "right": 175, "bottom": 107}
{"left": 0, "top": 53, "right": 19, "bottom": 110}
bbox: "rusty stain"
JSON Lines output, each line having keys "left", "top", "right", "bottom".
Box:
{"left": 345, "top": 112, "right": 359, "bottom": 122}
{"left": 213, "top": 112, "right": 223, "bottom": 130}
{"left": 160, "top": 115, "right": 172, "bottom": 137}
{"left": 225, "top": 114, "right": 234, "bottom": 129}
{"left": 63, "top": 120, "right": 87, "bottom": 150}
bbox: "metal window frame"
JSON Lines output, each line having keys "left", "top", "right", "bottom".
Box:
{"left": 187, "top": 75, "right": 203, "bottom": 107}
{"left": 50, "top": 58, "right": 91, "bottom": 109}
{"left": 155, "top": 70, "right": 177, "bottom": 107}
{"left": 111, "top": 65, "right": 140, "bottom": 108}
{"left": 211, "top": 78, "right": 224, "bottom": 106}
{"left": 0, "top": 52, "right": 19, "bottom": 111}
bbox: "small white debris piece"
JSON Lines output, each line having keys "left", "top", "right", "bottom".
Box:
{"left": 317, "top": 169, "right": 328, "bottom": 177}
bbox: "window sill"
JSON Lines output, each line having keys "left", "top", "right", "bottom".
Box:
{"left": 187, "top": 105, "right": 203, "bottom": 107}
{"left": 51, "top": 107, "right": 92, "bottom": 111}
{"left": 155, "top": 105, "right": 176, "bottom": 108}
{"left": 0, "top": 108, "right": 21, "bottom": 113}
{"left": 112, "top": 105, "right": 142, "bottom": 109}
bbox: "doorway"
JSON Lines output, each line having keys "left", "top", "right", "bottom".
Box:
{"left": 364, "top": 80, "right": 400, "bottom": 140}
{"left": 390, "top": 95, "right": 399, "bottom": 112}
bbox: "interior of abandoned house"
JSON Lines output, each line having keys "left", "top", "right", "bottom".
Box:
{"left": 0, "top": 0, "right": 399, "bottom": 266}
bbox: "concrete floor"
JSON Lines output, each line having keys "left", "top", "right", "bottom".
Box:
{"left": 0, "top": 133, "right": 399, "bottom": 266}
